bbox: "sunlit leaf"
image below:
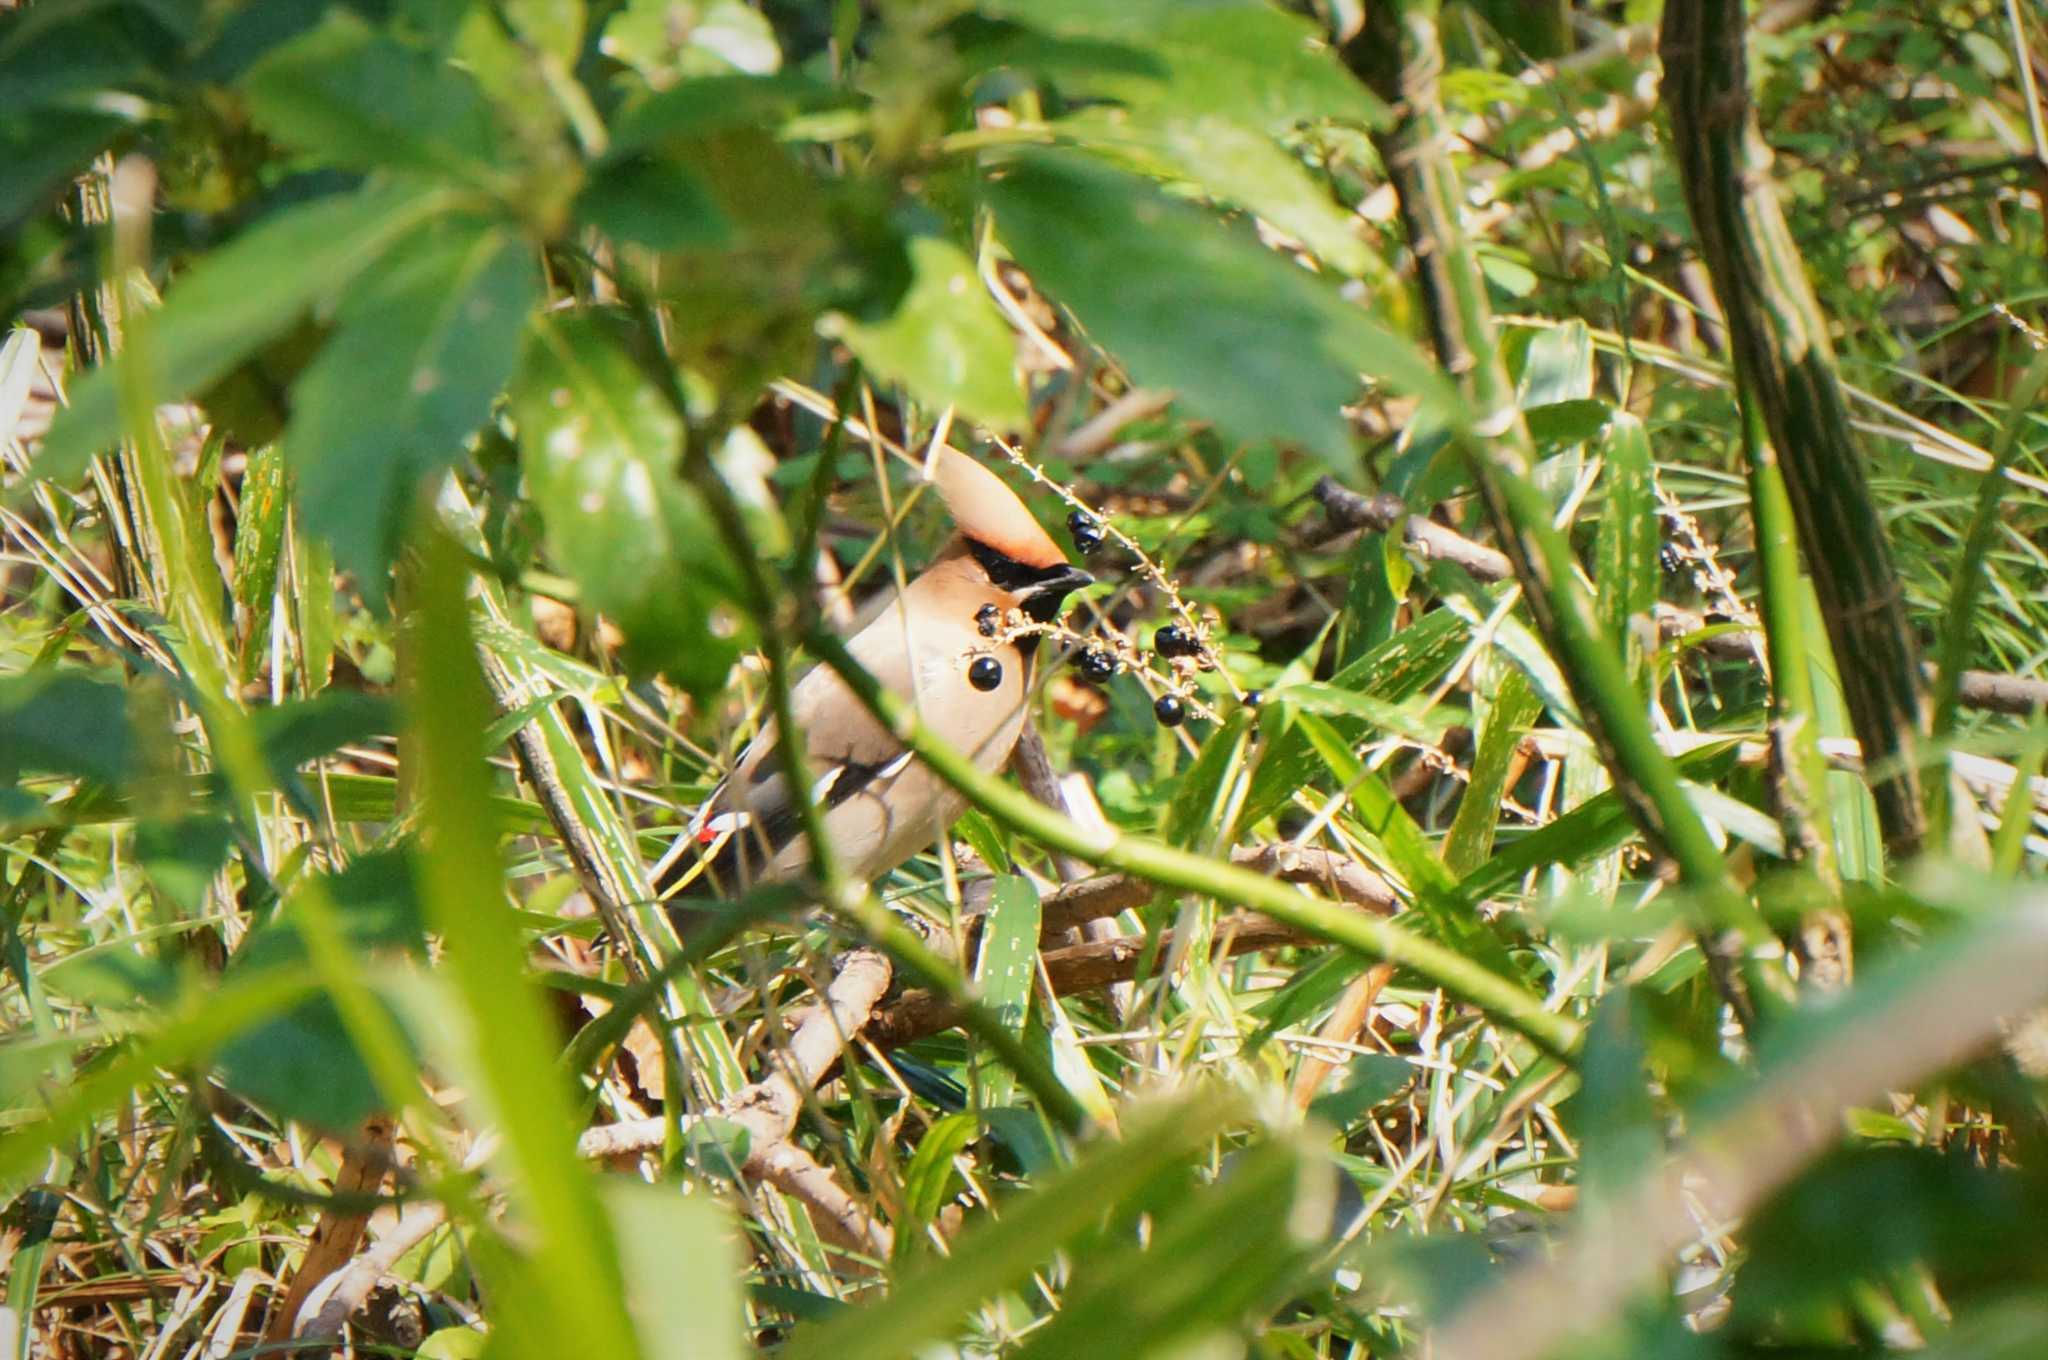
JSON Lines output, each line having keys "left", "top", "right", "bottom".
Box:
{"left": 38, "top": 182, "right": 450, "bottom": 480}
{"left": 986, "top": 152, "right": 1449, "bottom": 467}
{"left": 509, "top": 308, "right": 747, "bottom": 694}
{"left": 286, "top": 216, "right": 540, "bottom": 601}
{"left": 241, "top": 9, "right": 503, "bottom": 184}
{"left": 823, "top": 234, "right": 1027, "bottom": 429}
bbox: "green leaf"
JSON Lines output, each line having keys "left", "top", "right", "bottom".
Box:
{"left": 1574, "top": 990, "right": 1659, "bottom": 1203}
{"left": 606, "top": 73, "right": 846, "bottom": 154}
{"left": 240, "top": 10, "right": 503, "bottom": 184}
{"left": 606, "top": 1183, "right": 745, "bottom": 1360}
{"left": 575, "top": 154, "right": 731, "bottom": 251}
{"left": 0, "top": 110, "right": 132, "bottom": 235}
{"left": 37, "top": 181, "right": 450, "bottom": 480}
{"left": 985, "top": 152, "right": 1450, "bottom": 467}
{"left": 1596, "top": 412, "right": 1657, "bottom": 678}
{"left": 509, "top": 308, "right": 747, "bottom": 694}
{"left": 1292, "top": 709, "right": 1519, "bottom": 983}
{"left": 0, "top": 670, "right": 135, "bottom": 785}
{"left": 1241, "top": 608, "right": 1470, "bottom": 830}
{"left": 232, "top": 443, "right": 290, "bottom": 687}
{"left": 405, "top": 530, "right": 639, "bottom": 1357}
{"left": 900, "top": 1112, "right": 980, "bottom": 1250}
{"left": 822, "top": 235, "right": 1026, "bottom": 429}
{"left": 1010, "top": 1137, "right": 1329, "bottom": 1360}
{"left": 1456, "top": 742, "right": 1741, "bottom": 902}
{"left": 781, "top": 1087, "right": 1245, "bottom": 1360}
{"left": 985, "top": 1, "right": 1386, "bottom": 132}
{"left": 0, "top": 969, "right": 319, "bottom": 1186}
{"left": 214, "top": 853, "right": 425, "bottom": 1130}
{"left": 1442, "top": 665, "right": 1540, "bottom": 877}
{"left": 1308, "top": 1054, "right": 1414, "bottom": 1128}
{"left": 502, "top": 0, "right": 584, "bottom": 66}
{"left": 973, "top": 875, "right": 1042, "bottom": 1108}
{"left": 286, "top": 216, "right": 540, "bottom": 601}
{"left": 136, "top": 815, "right": 232, "bottom": 914}
{"left": 1063, "top": 108, "right": 1379, "bottom": 279}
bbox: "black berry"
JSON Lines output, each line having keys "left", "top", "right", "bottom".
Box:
{"left": 1154, "top": 694, "right": 1185, "bottom": 727}
{"left": 1067, "top": 510, "right": 1104, "bottom": 555}
{"left": 1242, "top": 689, "right": 1263, "bottom": 708}
{"left": 1154, "top": 624, "right": 1200, "bottom": 658}
{"left": 968, "top": 656, "right": 1003, "bottom": 691}
{"left": 975, "top": 603, "right": 1000, "bottom": 637}
{"left": 1078, "top": 649, "right": 1116, "bottom": 682}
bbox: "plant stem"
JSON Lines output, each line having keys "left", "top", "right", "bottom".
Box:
{"left": 807, "top": 630, "right": 1582, "bottom": 1060}
{"left": 1662, "top": 0, "right": 1930, "bottom": 860}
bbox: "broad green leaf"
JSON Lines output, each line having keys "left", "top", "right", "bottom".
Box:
{"left": 985, "top": 153, "right": 1450, "bottom": 467}
{"left": 0, "top": 671, "right": 136, "bottom": 786}
{"left": 822, "top": 235, "right": 1027, "bottom": 429}
{"left": 984, "top": 1, "right": 1386, "bottom": 132}
{"left": 509, "top": 308, "right": 747, "bottom": 695}
{"left": 37, "top": 182, "right": 449, "bottom": 479}
{"left": 136, "top": 815, "right": 232, "bottom": 915}
{"left": 781, "top": 1086, "right": 1245, "bottom": 1360}
{"left": 240, "top": 10, "right": 503, "bottom": 185}
{"left": 574, "top": 153, "right": 731, "bottom": 251}
{"left": 1511, "top": 318, "right": 1594, "bottom": 407}
{"left": 606, "top": 73, "right": 845, "bottom": 153}
{"left": 0, "top": 110, "right": 131, "bottom": 235}
{"left": 606, "top": 1183, "right": 745, "bottom": 1360}
{"left": 1734, "top": 1145, "right": 2046, "bottom": 1329}
{"left": 0, "top": 969, "right": 318, "bottom": 1186}
{"left": 1061, "top": 109, "right": 1378, "bottom": 279}
{"left": 1574, "top": 990, "right": 1659, "bottom": 1204}
{"left": 1010, "top": 1137, "right": 1329, "bottom": 1360}
{"left": 974, "top": 875, "right": 1042, "bottom": 1108}
{"left": 1307, "top": 1054, "right": 1414, "bottom": 1128}
{"left": 214, "top": 852, "right": 424, "bottom": 1131}
{"left": 1522, "top": 397, "right": 1613, "bottom": 448}
{"left": 286, "top": 216, "right": 540, "bottom": 601}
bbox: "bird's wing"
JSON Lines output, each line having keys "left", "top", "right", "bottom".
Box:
{"left": 662, "top": 601, "right": 925, "bottom": 897}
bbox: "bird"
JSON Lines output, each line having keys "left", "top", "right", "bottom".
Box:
{"left": 656, "top": 447, "right": 1092, "bottom": 919}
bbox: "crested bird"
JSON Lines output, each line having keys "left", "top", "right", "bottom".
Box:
{"left": 657, "top": 447, "right": 1091, "bottom": 917}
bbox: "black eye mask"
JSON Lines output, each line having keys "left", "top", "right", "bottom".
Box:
{"left": 966, "top": 540, "right": 1093, "bottom": 622}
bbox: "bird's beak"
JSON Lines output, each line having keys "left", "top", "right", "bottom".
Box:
{"left": 1018, "top": 565, "right": 1093, "bottom": 622}
{"left": 1041, "top": 565, "right": 1093, "bottom": 596}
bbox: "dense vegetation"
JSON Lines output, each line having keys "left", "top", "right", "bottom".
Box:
{"left": 4, "top": 0, "right": 2048, "bottom": 1356}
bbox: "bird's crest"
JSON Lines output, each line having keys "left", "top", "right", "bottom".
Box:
{"left": 925, "top": 445, "right": 1067, "bottom": 569}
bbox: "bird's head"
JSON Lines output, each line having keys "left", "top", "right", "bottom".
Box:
{"left": 927, "top": 446, "right": 1092, "bottom": 622}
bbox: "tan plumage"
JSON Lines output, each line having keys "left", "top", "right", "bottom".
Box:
{"left": 660, "top": 450, "right": 1090, "bottom": 909}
